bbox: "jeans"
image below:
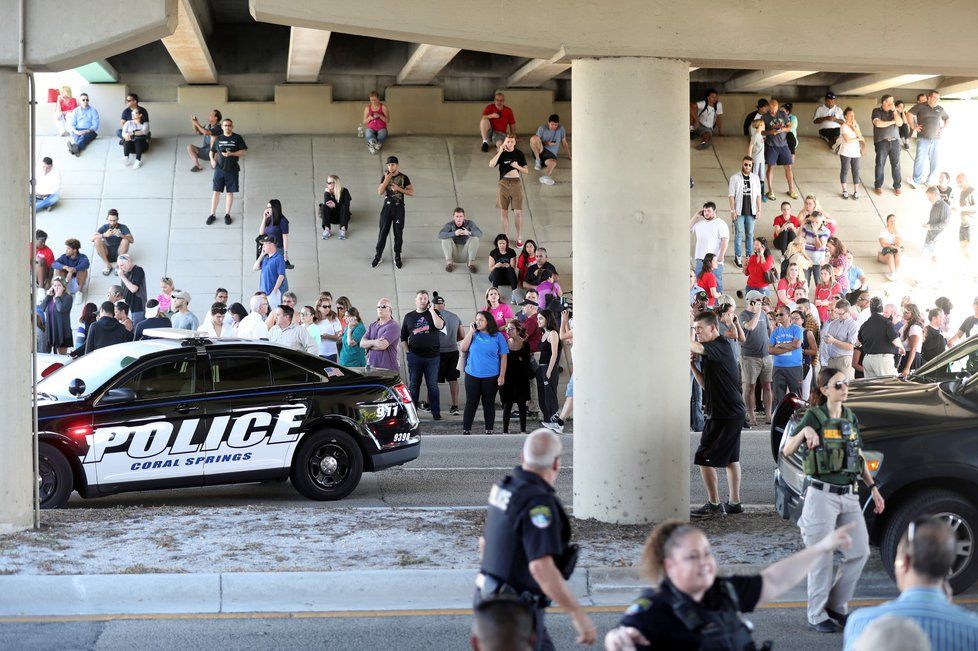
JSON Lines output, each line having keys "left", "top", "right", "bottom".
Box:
{"left": 365, "top": 127, "right": 388, "bottom": 143}
{"left": 34, "top": 193, "right": 60, "bottom": 210}
{"left": 70, "top": 131, "right": 97, "bottom": 151}
{"left": 873, "top": 139, "right": 902, "bottom": 189}
{"left": 839, "top": 156, "right": 860, "bottom": 186}
{"left": 463, "top": 373, "right": 499, "bottom": 432}
{"left": 694, "top": 259, "right": 724, "bottom": 295}
{"left": 912, "top": 137, "right": 939, "bottom": 184}
{"left": 733, "top": 215, "right": 756, "bottom": 258}
{"left": 772, "top": 365, "right": 803, "bottom": 409}
{"left": 407, "top": 352, "right": 440, "bottom": 416}
{"left": 690, "top": 369, "right": 704, "bottom": 431}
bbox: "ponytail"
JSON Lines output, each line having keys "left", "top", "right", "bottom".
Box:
{"left": 642, "top": 519, "right": 702, "bottom": 583}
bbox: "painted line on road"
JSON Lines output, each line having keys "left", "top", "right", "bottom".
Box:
{"left": 393, "top": 467, "right": 573, "bottom": 471}
{"left": 7, "top": 597, "right": 978, "bottom": 624}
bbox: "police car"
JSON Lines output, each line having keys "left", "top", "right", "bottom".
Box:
{"left": 35, "top": 329, "right": 420, "bottom": 508}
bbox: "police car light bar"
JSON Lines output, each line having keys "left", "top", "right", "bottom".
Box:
{"left": 141, "top": 328, "right": 213, "bottom": 345}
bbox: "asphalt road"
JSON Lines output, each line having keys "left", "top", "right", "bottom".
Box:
{"left": 0, "top": 604, "right": 902, "bottom": 651}
{"left": 66, "top": 430, "right": 777, "bottom": 509}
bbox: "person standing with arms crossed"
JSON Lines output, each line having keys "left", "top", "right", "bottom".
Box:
{"left": 373, "top": 156, "right": 414, "bottom": 269}
{"left": 782, "top": 367, "right": 884, "bottom": 633}
{"left": 206, "top": 118, "right": 247, "bottom": 226}
{"left": 489, "top": 134, "right": 529, "bottom": 248}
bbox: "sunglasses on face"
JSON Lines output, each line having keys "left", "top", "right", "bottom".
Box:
{"left": 832, "top": 379, "right": 850, "bottom": 390}
{"left": 376, "top": 305, "right": 389, "bottom": 309}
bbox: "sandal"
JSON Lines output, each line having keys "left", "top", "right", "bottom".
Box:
{"left": 190, "top": 165, "right": 202, "bottom": 172}
{"left": 102, "top": 266, "right": 112, "bottom": 276}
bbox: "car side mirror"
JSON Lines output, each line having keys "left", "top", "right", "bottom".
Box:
{"left": 101, "top": 387, "right": 136, "bottom": 404}
{"left": 68, "top": 378, "right": 86, "bottom": 397}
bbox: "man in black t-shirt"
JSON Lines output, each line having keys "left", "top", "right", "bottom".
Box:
{"left": 207, "top": 118, "right": 247, "bottom": 226}
{"left": 523, "top": 248, "right": 558, "bottom": 291}
{"left": 690, "top": 310, "right": 746, "bottom": 518}
{"left": 117, "top": 254, "right": 147, "bottom": 326}
{"left": 489, "top": 134, "right": 529, "bottom": 247}
{"left": 401, "top": 290, "right": 445, "bottom": 419}
{"left": 117, "top": 93, "right": 150, "bottom": 140}
{"left": 374, "top": 156, "right": 415, "bottom": 269}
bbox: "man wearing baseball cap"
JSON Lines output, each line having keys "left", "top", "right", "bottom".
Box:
{"left": 739, "top": 289, "right": 774, "bottom": 426}
{"left": 813, "top": 92, "right": 845, "bottom": 148}
{"left": 170, "top": 290, "right": 199, "bottom": 331}
{"left": 374, "top": 155, "right": 414, "bottom": 269}
{"left": 133, "top": 299, "right": 172, "bottom": 340}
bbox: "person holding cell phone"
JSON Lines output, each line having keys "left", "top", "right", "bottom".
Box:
{"left": 374, "top": 156, "right": 414, "bottom": 269}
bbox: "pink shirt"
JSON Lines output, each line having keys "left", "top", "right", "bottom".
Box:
{"left": 488, "top": 303, "right": 514, "bottom": 327}
{"left": 156, "top": 293, "right": 173, "bottom": 313}
{"left": 365, "top": 103, "right": 387, "bottom": 131}
{"left": 537, "top": 281, "right": 562, "bottom": 309}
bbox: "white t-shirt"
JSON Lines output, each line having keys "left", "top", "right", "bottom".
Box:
{"left": 879, "top": 228, "right": 898, "bottom": 246}
{"left": 694, "top": 100, "right": 723, "bottom": 129}
{"left": 904, "top": 323, "right": 923, "bottom": 353}
{"left": 838, "top": 123, "right": 862, "bottom": 158}
{"left": 317, "top": 317, "right": 343, "bottom": 357}
{"left": 813, "top": 104, "right": 844, "bottom": 129}
{"left": 691, "top": 217, "right": 730, "bottom": 261}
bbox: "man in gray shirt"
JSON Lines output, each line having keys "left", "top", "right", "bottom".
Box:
{"left": 438, "top": 206, "right": 483, "bottom": 273}
{"left": 923, "top": 185, "right": 952, "bottom": 262}
{"left": 819, "top": 300, "right": 858, "bottom": 380}
{"left": 739, "top": 290, "right": 773, "bottom": 426}
{"left": 432, "top": 293, "right": 464, "bottom": 415}
{"left": 908, "top": 90, "right": 950, "bottom": 187}
{"left": 871, "top": 94, "right": 904, "bottom": 196}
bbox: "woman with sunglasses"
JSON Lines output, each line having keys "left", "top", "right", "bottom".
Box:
{"left": 198, "top": 302, "right": 229, "bottom": 338}
{"left": 314, "top": 295, "right": 343, "bottom": 362}
{"left": 258, "top": 199, "right": 292, "bottom": 269}
{"left": 320, "top": 175, "right": 352, "bottom": 240}
{"left": 782, "top": 367, "right": 885, "bottom": 633}
{"left": 226, "top": 302, "right": 247, "bottom": 337}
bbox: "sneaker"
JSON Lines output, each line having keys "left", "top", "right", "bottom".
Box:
{"left": 449, "top": 405, "right": 459, "bottom": 416}
{"left": 690, "top": 502, "right": 725, "bottom": 518}
{"left": 322, "top": 229, "right": 331, "bottom": 240}
{"left": 133, "top": 159, "right": 142, "bottom": 169}
{"left": 339, "top": 228, "right": 346, "bottom": 240}
{"left": 906, "top": 178, "right": 917, "bottom": 189}
{"left": 481, "top": 141, "right": 489, "bottom": 153}
{"left": 122, "top": 155, "right": 131, "bottom": 165}
{"left": 808, "top": 619, "right": 843, "bottom": 634}
{"left": 206, "top": 214, "right": 217, "bottom": 225}
{"left": 825, "top": 608, "right": 849, "bottom": 626}
{"left": 539, "top": 176, "right": 555, "bottom": 185}
{"left": 394, "top": 256, "right": 403, "bottom": 269}
{"left": 788, "top": 190, "right": 799, "bottom": 200}
{"left": 224, "top": 214, "right": 232, "bottom": 225}
{"left": 733, "top": 256, "right": 743, "bottom": 268}
{"left": 371, "top": 257, "right": 381, "bottom": 268}
{"left": 445, "top": 261, "right": 455, "bottom": 272}
{"left": 433, "top": 414, "right": 443, "bottom": 421}
{"left": 418, "top": 401, "right": 430, "bottom": 412}
{"left": 534, "top": 158, "right": 542, "bottom": 171}
{"left": 902, "top": 142, "right": 910, "bottom": 151}
{"left": 852, "top": 191, "right": 859, "bottom": 200}
{"left": 842, "top": 190, "right": 849, "bottom": 199}
{"left": 723, "top": 501, "right": 744, "bottom": 514}
{"left": 695, "top": 141, "right": 710, "bottom": 150}
{"left": 285, "top": 261, "right": 295, "bottom": 270}
{"left": 765, "top": 191, "right": 776, "bottom": 201}
{"left": 761, "top": 194, "right": 768, "bottom": 203}
{"left": 516, "top": 239, "right": 523, "bottom": 248}
{"left": 484, "top": 430, "right": 493, "bottom": 435}
{"left": 550, "top": 417, "right": 565, "bottom": 434}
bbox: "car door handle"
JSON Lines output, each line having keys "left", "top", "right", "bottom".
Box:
{"left": 175, "top": 403, "right": 200, "bottom": 414}
{"left": 285, "top": 395, "right": 305, "bottom": 403}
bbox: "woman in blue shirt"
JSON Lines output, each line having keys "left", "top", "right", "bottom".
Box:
{"left": 460, "top": 310, "right": 508, "bottom": 436}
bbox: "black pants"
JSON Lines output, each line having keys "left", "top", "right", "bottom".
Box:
{"left": 819, "top": 128, "right": 841, "bottom": 146}
{"left": 535, "top": 366, "right": 560, "bottom": 422}
{"left": 463, "top": 373, "right": 499, "bottom": 432}
{"left": 321, "top": 202, "right": 351, "bottom": 229}
{"left": 502, "top": 400, "right": 527, "bottom": 433}
{"left": 874, "top": 139, "right": 902, "bottom": 190}
{"left": 375, "top": 202, "right": 405, "bottom": 257}
{"left": 123, "top": 137, "right": 149, "bottom": 160}
{"left": 773, "top": 229, "right": 795, "bottom": 256}
{"left": 489, "top": 266, "right": 518, "bottom": 290}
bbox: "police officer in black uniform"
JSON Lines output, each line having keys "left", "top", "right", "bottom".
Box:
{"left": 475, "top": 428, "right": 596, "bottom": 650}
{"left": 604, "top": 519, "right": 855, "bottom": 650}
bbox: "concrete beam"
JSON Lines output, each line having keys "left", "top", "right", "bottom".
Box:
{"left": 250, "top": 0, "right": 978, "bottom": 75}
{"left": 507, "top": 58, "right": 570, "bottom": 88}
{"left": 74, "top": 59, "right": 119, "bottom": 83}
{"left": 725, "top": 69, "right": 817, "bottom": 93}
{"left": 161, "top": 0, "right": 218, "bottom": 84}
{"left": 396, "top": 43, "right": 460, "bottom": 85}
{"left": 938, "top": 77, "right": 978, "bottom": 98}
{"left": 833, "top": 73, "right": 938, "bottom": 96}
{"left": 286, "top": 27, "right": 331, "bottom": 83}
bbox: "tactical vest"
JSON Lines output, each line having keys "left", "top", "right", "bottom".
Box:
{"left": 480, "top": 471, "right": 572, "bottom": 595}
{"left": 662, "top": 578, "right": 758, "bottom": 651}
{"left": 801, "top": 405, "right": 864, "bottom": 478}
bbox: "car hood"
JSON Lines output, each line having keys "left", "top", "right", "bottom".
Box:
{"left": 846, "top": 381, "right": 951, "bottom": 441}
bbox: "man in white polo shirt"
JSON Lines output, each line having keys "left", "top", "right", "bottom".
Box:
{"left": 813, "top": 92, "right": 845, "bottom": 148}
{"left": 690, "top": 201, "right": 730, "bottom": 294}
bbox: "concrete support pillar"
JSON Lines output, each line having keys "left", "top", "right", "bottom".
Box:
{"left": 572, "top": 57, "right": 690, "bottom": 524}
{"left": 0, "top": 71, "right": 34, "bottom": 534}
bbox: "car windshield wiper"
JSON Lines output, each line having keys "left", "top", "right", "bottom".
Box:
{"left": 36, "top": 392, "right": 57, "bottom": 401}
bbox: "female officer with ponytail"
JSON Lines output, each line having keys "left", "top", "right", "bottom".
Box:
{"left": 604, "top": 519, "right": 854, "bottom": 650}
{"left": 782, "top": 367, "right": 885, "bottom": 634}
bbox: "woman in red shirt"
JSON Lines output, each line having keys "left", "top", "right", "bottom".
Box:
{"left": 772, "top": 201, "right": 801, "bottom": 257}
{"left": 813, "top": 265, "right": 842, "bottom": 323}
{"left": 697, "top": 253, "right": 720, "bottom": 306}
{"left": 744, "top": 236, "right": 774, "bottom": 295}
{"left": 53, "top": 85, "right": 78, "bottom": 137}
{"left": 775, "top": 262, "right": 806, "bottom": 309}
{"left": 515, "top": 239, "right": 537, "bottom": 288}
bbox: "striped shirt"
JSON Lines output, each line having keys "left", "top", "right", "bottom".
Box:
{"left": 844, "top": 587, "right": 978, "bottom": 651}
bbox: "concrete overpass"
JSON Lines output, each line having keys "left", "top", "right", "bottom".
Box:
{"left": 4, "top": 0, "right": 978, "bottom": 532}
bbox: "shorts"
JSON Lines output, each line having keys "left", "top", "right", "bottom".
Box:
{"left": 490, "top": 129, "right": 507, "bottom": 142}
{"left": 742, "top": 355, "right": 773, "bottom": 385}
{"left": 540, "top": 148, "right": 557, "bottom": 163}
{"left": 961, "top": 217, "right": 972, "bottom": 243}
{"left": 496, "top": 178, "right": 524, "bottom": 210}
{"left": 105, "top": 242, "right": 120, "bottom": 263}
{"left": 692, "top": 124, "right": 716, "bottom": 138}
{"left": 565, "top": 375, "right": 574, "bottom": 398}
{"left": 212, "top": 167, "right": 240, "bottom": 193}
{"left": 765, "top": 144, "right": 793, "bottom": 167}
{"left": 694, "top": 417, "right": 743, "bottom": 467}
{"left": 438, "top": 350, "right": 460, "bottom": 382}
{"left": 879, "top": 246, "right": 900, "bottom": 256}
{"left": 194, "top": 143, "right": 210, "bottom": 159}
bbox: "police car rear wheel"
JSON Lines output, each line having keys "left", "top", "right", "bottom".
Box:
{"left": 38, "top": 442, "right": 73, "bottom": 509}
{"left": 292, "top": 429, "right": 363, "bottom": 501}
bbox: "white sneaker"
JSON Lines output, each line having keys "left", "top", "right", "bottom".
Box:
{"left": 122, "top": 155, "right": 131, "bottom": 166}
{"left": 906, "top": 178, "right": 917, "bottom": 189}
{"left": 367, "top": 141, "right": 376, "bottom": 154}
{"left": 133, "top": 159, "right": 142, "bottom": 169}
{"left": 539, "top": 176, "right": 555, "bottom": 185}
{"left": 534, "top": 159, "right": 542, "bottom": 171}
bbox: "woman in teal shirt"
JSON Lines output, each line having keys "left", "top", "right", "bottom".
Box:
{"left": 338, "top": 307, "right": 367, "bottom": 367}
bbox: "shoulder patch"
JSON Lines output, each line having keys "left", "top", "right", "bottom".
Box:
{"left": 529, "top": 505, "right": 552, "bottom": 529}
{"left": 625, "top": 597, "right": 652, "bottom": 616}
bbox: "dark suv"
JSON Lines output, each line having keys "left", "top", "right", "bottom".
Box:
{"left": 773, "top": 336, "right": 978, "bottom": 592}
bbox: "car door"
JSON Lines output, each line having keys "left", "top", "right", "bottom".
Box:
{"left": 89, "top": 352, "right": 207, "bottom": 490}
{"left": 202, "top": 352, "right": 310, "bottom": 482}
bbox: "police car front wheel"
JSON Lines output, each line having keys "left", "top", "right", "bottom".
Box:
{"left": 291, "top": 428, "right": 364, "bottom": 501}
{"left": 38, "top": 442, "right": 73, "bottom": 509}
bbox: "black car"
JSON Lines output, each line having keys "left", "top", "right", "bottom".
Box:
{"left": 35, "top": 331, "right": 420, "bottom": 508}
{"left": 773, "top": 336, "right": 978, "bottom": 592}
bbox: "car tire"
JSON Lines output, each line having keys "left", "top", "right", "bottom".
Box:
{"left": 38, "top": 442, "right": 73, "bottom": 509}
{"left": 291, "top": 428, "right": 364, "bottom": 501}
{"left": 880, "top": 489, "right": 978, "bottom": 594}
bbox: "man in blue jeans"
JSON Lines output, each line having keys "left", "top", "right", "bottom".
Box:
{"left": 400, "top": 290, "right": 446, "bottom": 420}
{"left": 727, "top": 157, "right": 762, "bottom": 268}
{"left": 908, "top": 90, "right": 949, "bottom": 188}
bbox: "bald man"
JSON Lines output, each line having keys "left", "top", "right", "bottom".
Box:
{"left": 475, "top": 429, "right": 596, "bottom": 650}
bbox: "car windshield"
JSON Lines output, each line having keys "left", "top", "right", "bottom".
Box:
{"left": 39, "top": 347, "right": 139, "bottom": 398}
{"left": 912, "top": 335, "right": 978, "bottom": 382}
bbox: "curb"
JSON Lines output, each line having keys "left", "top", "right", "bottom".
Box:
{"left": 0, "top": 565, "right": 904, "bottom": 618}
